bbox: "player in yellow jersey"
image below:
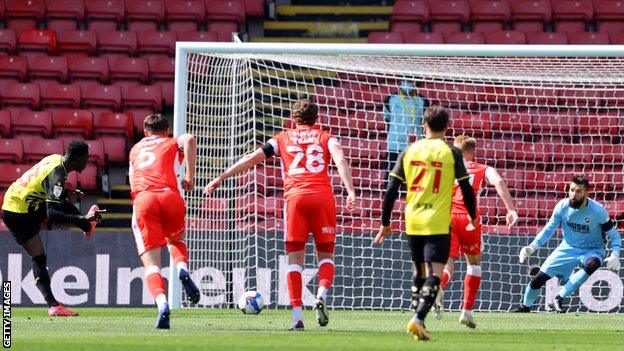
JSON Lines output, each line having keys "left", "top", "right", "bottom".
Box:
{"left": 1, "top": 140, "right": 102, "bottom": 317}
{"left": 373, "top": 106, "right": 477, "bottom": 342}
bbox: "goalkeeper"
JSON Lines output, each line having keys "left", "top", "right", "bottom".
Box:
{"left": 513, "top": 174, "right": 621, "bottom": 313}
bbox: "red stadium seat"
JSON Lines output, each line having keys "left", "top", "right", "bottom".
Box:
{"left": 553, "top": 0, "right": 594, "bottom": 34}
{"left": 479, "top": 139, "right": 508, "bottom": 166}
{"left": 421, "top": 82, "right": 481, "bottom": 109}
{"left": 0, "top": 56, "right": 28, "bottom": 81}
{"left": 558, "top": 87, "right": 605, "bottom": 108}
{"left": 315, "top": 86, "right": 354, "bottom": 109}
{"left": 470, "top": 0, "right": 511, "bottom": 33}
{"left": 505, "top": 140, "right": 549, "bottom": 163}
{"left": 487, "top": 110, "right": 532, "bottom": 135}
{"left": 29, "top": 55, "right": 68, "bottom": 82}
{"left": 496, "top": 168, "right": 525, "bottom": 191}
{"left": 511, "top": 0, "right": 552, "bottom": 33}
{"left": 390, "top": 0, "right": 429, "bottom": 33}
{"left": 485, "top": 30, "right": 527, "bottom": 44}
{"left": 108, "top": 56, "right": 149, "bottom": 83}
{"left": 5, "top": 0, "right": 45, "bottom": 37}
{"left": 207, "top": 23, "right": 239, "bottom": 40}
{"left": 244, "top": 0, "right": 264, "bottom": 17}
{"left": 596, "top": 0, "right": 624, "bottom": 34}
{"left": 52, "top": 109, "right": 93, "bottom": 138}
{"left": 122, "top": 85, "right": 162, "bottom": 112}
{"left": 137, "top": 31, "right": 176, "bottom": 57}
{"left": 0, "top": 164, "right": 30, "bottom": 189}
{"left": 23, "top": 138, "right": 64, "bottom": 163}
{"left": 18, "top": 29, "right": 57, "bottom": 55}
{"left": 551, "top": 143, "right": 593, "bottom": 163}
{"left": 94, "top": 111, "right": 133, "bottom": 140}
{"left": 429, "top": 0, "right": 470, "bottom": 35}
{"left": 568, "top": 31, "right": 609, "bottom": 44}
{"left": 367, "top": 31, "right": 403, "bottom": 43}
{"left": 165, "top": 0, "right": 206, "bottom": 33}
{"left": 578, "top": 111, "right": 620, "bottom": 137}
{"left": 202, "top": 197, "right": 228, "bottom": 218}
{"left": 125, "top": 0, "right": 165, "bottom": 33}
{"left": 524, "top": 170, "right": 569, "bottom": 192}
{"left": 96, "top": 31, "right": 138, "bottom": 57}
{"left": 68, "top": 56, "right": 109, "bottom": 83}
{"left": 0, "top": 139, "right": 24, "bottom": 163}
{"left": 0, "top": 111, "right": 10, "bottom": 137}
{"left": 445, "top": 32, "right": 485, "bottom": 43}
{"left": 147, "top": 56, "right": 174, "bottom": 81}
{"left": 402, "top": 32, "right": 445, "bottom": 43}
{"left": 125, "top": 108, "right": 153, "bottom": 136}
{"left": 81, "top": 84, "right": 122, "bottom": 110}
{"left": 176, "top": 30, "right": 219, "bottom": 42}
{"left": 83, "top": 139, "right": 106, "bottom": 168}
{"left": 12, "top": 110, "right": 51, "bottom": 137}
{"left": 0, "top": 29, "right": 18, "bottom": 55}
{"left": 1, "top": 81, "right": 40, "bottom": 109}
{"left": 45, "top": 0, "right": 85, "bottom": 33}
{"left": 153, "top": 81, "right": 174, "bottom": 107}
{"left": 447, "top": 110, "right": 491, "bottom": 137}
{"left": 206, "top": 0, "right": 246, "bottom": 25}
{"left": 515, "top": 86, "right": 559, "bottom": 106}
{"left": 527, "top": 31, "right": 569, "bottom": 44}
{"left": 96, "top": 135, "right": 127, "bottom": 163}
{"left": 85, "top": 0, "right": 125, "bottom": 31}
{"left": 531, "top": 111, "right": 577, "bottom": 136}
{"left": 57, "top": 30, "right": 97, "bottom": 56}
{"left": 40, "top": 82, "right": 81, "bottom": 108}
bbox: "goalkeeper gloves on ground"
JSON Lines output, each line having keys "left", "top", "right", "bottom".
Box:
{"left": 519, "top": 243, "right": 539, "bottom": 263}
{"left": 604, "top": 255, "right": 620, "bottom": 272}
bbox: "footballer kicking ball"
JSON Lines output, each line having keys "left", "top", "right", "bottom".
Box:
{"left": 238, "top": 291, "right": 264, "bottom": 314}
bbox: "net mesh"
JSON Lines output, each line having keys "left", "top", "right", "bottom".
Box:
{"left": 182, "top": 52, "right": 624, "bottom": 312}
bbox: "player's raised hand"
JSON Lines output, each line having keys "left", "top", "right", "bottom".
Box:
{"left": 373, "top": 224, "right": 392, "bottom": 245}
{"left": 506, "top": 210, "right": 518, "bottom": 228}
{"left": 604, "top": 255, "right": 620, "bottom": 272}
{"left": 204, "top": 178, "right": 222, "bottom": 195}
{"left": 345, "top": 191, "right": 356, "bottom": 213}
{"left": 182, "top": 176, "right": 194, "bottom": 192}
{"left": 518, "top": 245, "right": 535, "bottom": 263}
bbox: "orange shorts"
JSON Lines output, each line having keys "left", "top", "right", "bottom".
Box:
{"left": 132, "top": 190, "right": 186, "bottom": 255}
{"left": 285, "top": 191, "right": 336, "bottom": 248}
{"left": 449, "top": 213, "right": 482, "bottom": 259}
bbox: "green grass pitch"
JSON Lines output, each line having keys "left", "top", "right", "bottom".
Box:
{"left": 9, "top": 307, "right": 624, "bottom": 351}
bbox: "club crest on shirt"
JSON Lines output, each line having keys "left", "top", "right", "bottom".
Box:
{"left": 584, "top": 217, "right": 590, "bottom": 223}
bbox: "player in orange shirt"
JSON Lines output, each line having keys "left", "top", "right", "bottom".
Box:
{"left": 204, "top": 99, "right": 356, "bottom": 331}
{"left": 435, "top": 135, "right": 518, "bottom": 329}
{"left": 129, "top": 114, "right": 200, "bottom": 329}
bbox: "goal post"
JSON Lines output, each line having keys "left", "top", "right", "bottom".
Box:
{"left": 171, "top": 42, "right": 624, "bottom": 312}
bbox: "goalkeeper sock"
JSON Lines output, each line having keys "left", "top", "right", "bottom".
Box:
{"left": 522, "top": 283, "right": 540, "bottom": 308}
{"left": 415, "top": 276, "right": 441, "bottom": 321}
{"left": 145, "top": 266, "right": 167, "bottom": 309}
{"left": 411, "top": 276, "right": 425, "bottom": 311}
{"left": 168, "top": 241, "right": 189, "bottom": 276}
{"left": 31, "top": 255, "right": 58, "bottom": 307}
{"left": 287, "top": 265, "right": 303, "bottom": 308}
{"left": 558, "top": 269, "right": 590, "bottom": 299}
{"left": 440, "top": 269, "right": 451, "bottom": 290}
{"left": 463, "top": 265, "right": 482, "bottom": 311}
{"left": 317, "top": 259, "right": 334, "bottom": 301}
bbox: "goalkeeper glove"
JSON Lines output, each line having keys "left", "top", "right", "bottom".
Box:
{"left": 519, "top": 243, "right": 538, "bottom": 263}
{"left": 604, "top": 255, "right": 620, "bottom": 272}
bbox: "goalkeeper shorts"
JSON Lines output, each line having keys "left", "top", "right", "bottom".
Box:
{"left": 132, "top": 190, "right": 186, "bottom": 255}
{"left": 449, "top": 213, "right": 482, "bottom": 259}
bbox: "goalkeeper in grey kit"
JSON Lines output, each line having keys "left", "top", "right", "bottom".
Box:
{"left": 513, "top": 175, "right": 621, "bottom": 312}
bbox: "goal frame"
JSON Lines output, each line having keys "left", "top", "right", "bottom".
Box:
{"left": 169, "top": 42, "right": 624, "bottom": 309}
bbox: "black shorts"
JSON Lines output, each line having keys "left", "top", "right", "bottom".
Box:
{"left": 407, "top": 234, "right": 450, "bottom": 265}
{"left": 2, "top": 209, "right": 46, "bottom": 246}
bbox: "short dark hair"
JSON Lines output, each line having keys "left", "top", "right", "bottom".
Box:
{"left": 65, "top": 140, "right": 89, "bottom": 160}
{"left": 144, "top": 113, "right": 169, "bottom": 133}
{"left": 423, "top": 105, "right": 449, "bottom": 132}
{"left": 571, "top": 174, "right": 590, "bottom": 189}
{"left": 291, "top": 99, "right": 318, "bottom": 126}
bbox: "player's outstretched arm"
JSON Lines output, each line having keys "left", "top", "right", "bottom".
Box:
{"left": 487, "top": 169, "right": 518, "bottom": 227}
{"left": 177, "top": 134, "right": 197, "bottom": 192}
{"left": 204, "top": 148, "right": 266, "bottom": 195}
{"left": 374, "top": 176, "right": 402, "bottom": 245}
{"left": 328, "top": 140, "right": 356, "bottom": 213}
{"left": 519, "top": 202, "right": 563, "bottom": 263}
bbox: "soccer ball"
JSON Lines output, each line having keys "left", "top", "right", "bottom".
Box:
{"left": 237, "top": 291, "right": 264, "bottom": 314}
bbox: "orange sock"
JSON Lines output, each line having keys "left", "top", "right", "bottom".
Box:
{"left": 318, "top": 259, "right": 334, "bottom": 289}
{"left": 169, "top": 241, "right": 189, "bottom": 272}
{"left": 464, "top": 265, "right": 482, "bottom": 311}
{"left": 145, "top": 266, "right": 166, "bottom": 307}
{"left": 287, "top": 265, "right": 303, "bottom": 308}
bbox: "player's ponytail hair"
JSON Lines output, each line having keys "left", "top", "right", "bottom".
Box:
{"left": 291, "top": 99, "right": 318, "bottom": 126}
{"left": 144, "top": 113, "right": 169, "bottom": 133}
{"left": 571, "top": 174, "right": 590, "bottom": 190}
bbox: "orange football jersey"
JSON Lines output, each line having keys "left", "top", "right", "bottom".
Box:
{"left": 129, "top": 135, "right": 183, "bottom": 198}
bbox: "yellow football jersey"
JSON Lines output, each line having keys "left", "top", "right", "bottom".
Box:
{"left": 2, "top": 154, "right": 67, "bottom": 214}
{"left": 390, "top": 138, "right": 468, "bottom": 235}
